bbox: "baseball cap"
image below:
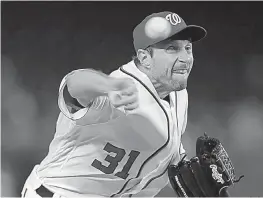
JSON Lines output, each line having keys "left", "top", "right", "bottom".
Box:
{"left": 133, "top": 11, "right": 207, "bottom": 52}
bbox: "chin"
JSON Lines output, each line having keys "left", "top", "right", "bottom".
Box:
{"left": 178, "top": 83, "right": 187, "bottom": 91}
{"left": 171, "top": 75, "right": 189, "bottom": 90}
{"left": 173, "top": 80, "right": 187, "bottom": 91}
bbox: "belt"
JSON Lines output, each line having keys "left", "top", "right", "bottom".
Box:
{"left": 36, "top": 185, "right": 54, "bottom": 197}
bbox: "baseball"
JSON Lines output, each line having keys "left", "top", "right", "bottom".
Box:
{"left": 144, "top": 17, "right": 172, "bottom": 39}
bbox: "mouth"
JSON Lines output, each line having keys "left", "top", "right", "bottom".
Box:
{"left": 172, "top": 69, "right": 188, "bottom": 74}
{"left": 172, "top": 59, "right": 189, "bottom": 75}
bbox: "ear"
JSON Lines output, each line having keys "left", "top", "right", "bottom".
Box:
{"left": 137, "top": 49, "right": 151, "bottom": 69}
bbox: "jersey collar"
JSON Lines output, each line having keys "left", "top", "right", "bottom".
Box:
{"left": 120, "top": 61, "right": 176, "bottom": 107}
{"left": 120, "top": 60, "right": 161, "bottom": 100}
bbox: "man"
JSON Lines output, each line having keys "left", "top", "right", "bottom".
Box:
{"left": 22, "top": 11, "right": 207, "bottom": 198}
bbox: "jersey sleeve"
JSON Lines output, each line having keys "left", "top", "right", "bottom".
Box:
{"left": 57, "top": 69, "right": 125, "bottom": 124}
{"left": 179, "top": 142, "right": 186, "bottom": 155}
{"left": 180, "top": 89, "right": 188, "bottom": 135}
{"left": 177, "top": 89, "right": 188, "bottom": 156}
{"left": 181, "top": 89, "right": 188, "bottom": 155}
{"left": 58, "top": 69, "right": 90, "bottom": 120}
{"left": 181, "top": 100, "right": 188, "bottom": 135}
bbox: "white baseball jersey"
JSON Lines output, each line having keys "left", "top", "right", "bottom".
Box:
{"left": 34, "top": 60, "right": 188, "bottom": 197}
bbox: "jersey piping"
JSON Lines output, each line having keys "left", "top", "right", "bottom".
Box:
{"left": 110, "top": 66, "right": 172, "bottom": 197}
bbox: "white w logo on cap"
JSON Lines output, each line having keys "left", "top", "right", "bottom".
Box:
{"left": 166, "top": 13, "right": 181, "bottom": 26}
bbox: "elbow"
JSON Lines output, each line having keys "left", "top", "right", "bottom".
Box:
{"left": 66, "top": 73, "right": 81, "bottom": 99}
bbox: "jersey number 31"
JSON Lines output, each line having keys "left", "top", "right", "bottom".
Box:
{"left": 91, "top": 142, "right": 140, "bottom": 179}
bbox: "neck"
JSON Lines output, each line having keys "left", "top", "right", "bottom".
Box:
{"left": 136, "top": 62, "right": 171, "bottom": 99}
{"left": 150, "top": 78, "right": 171, "bottom": 99}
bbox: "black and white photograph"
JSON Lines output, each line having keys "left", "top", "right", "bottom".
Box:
{"left": 2, "top": 1, "right": 263, "bottom": 197}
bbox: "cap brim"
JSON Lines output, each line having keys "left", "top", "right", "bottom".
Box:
{"left": 169, "top": 25, "right": 207, "bottom": 43}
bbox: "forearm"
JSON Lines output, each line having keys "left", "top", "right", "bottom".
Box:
{"left": 66, "top": 69, "right": 116, "bottom": 106}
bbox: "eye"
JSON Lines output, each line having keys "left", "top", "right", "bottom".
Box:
{"left": 185, "top": 45, "right": 192, "bottom": 52}
{"left": 166, "top": 46, "right": 180, "bottom": 53}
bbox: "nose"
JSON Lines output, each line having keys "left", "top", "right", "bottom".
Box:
{"left": 176, "top": 50, "right": 192, "bottom": 61}
{"left": 178, "top": 57, "right": 192, "bottom": 64}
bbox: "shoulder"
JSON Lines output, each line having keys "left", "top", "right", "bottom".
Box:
{"left": 109, "top": 67, "right": 128, "bottom": 78}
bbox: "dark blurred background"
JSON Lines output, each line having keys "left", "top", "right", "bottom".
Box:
{"left": 2, "top": 1, "right": 263, "bottom": 197}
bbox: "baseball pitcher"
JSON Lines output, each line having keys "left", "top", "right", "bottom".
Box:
{"left": 21, "top": 11, "right": 241, "bottom": 198}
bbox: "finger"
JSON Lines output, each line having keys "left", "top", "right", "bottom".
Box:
{"left": 121, "top": 85, "right": 137, "bottom": 95}
{"left": 124, "top": 101, "right": 139, "bottom": 110}
{"left": 114, "top": 95, "right": 137, "bottom": 107}
{"left": 114, "top": 94, "right": 137, "bottom": 107}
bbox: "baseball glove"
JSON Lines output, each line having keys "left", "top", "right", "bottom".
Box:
{"left": 168, "top": 133, "right": 244, "bottom": 197}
